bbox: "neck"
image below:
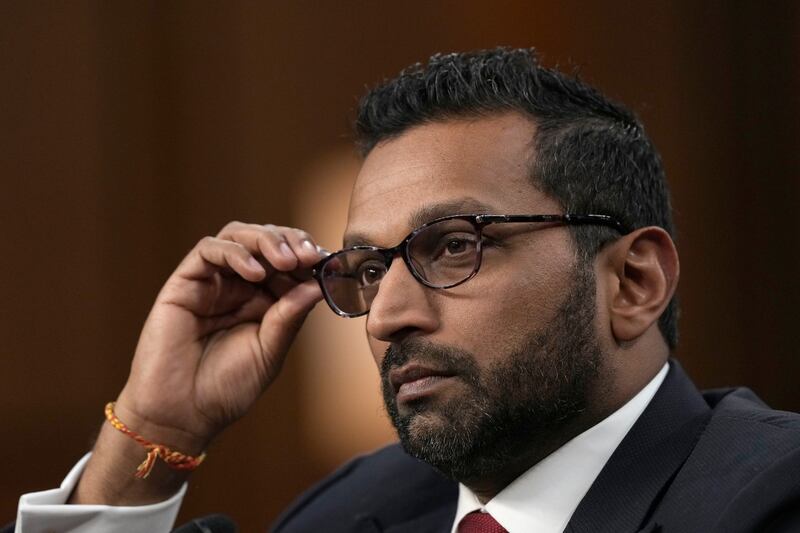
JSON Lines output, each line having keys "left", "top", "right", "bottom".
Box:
{"left": 462, "top": 356, "right": 668, "bottom": 503}
{"left": 461, "top": 413, "right": 597, "bottom": 503}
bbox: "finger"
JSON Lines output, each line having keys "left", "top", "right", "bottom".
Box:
{"left": 258, "top": 280, "right": 323, "bottom": 364}
{"left": 178, "top": 237, "right": 266, "bottom": 282}
{"left": 217, "top": 223, "right": 299, "bottom": 272}
{"left": 201, "top": 288, "right": 276, "bottom": 334}
{"left": 165, "top": 273, "right": 262, "bottom": 316}
{"left": 281, "top": 228, "right": 325, "bottom": 268}
{"left": 265, "top": 271, "right": 302, "bottom": 299}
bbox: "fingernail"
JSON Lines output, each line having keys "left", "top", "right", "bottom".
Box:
{"left": 247, "top": 256, "right": 265, "bottom": 272}
{"left": 280, "top": 242, "right": 294, "bottom": 258}
{"left": 302, "top": 240, "right": 317, "bottom": 254}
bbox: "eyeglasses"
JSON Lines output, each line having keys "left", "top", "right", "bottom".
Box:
{"left": 312, "top": 213, "right": 628, "bottom": 317}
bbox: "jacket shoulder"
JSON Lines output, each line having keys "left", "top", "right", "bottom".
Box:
{"left": 655, "top": 387, "right": 800, "bottom": 532}
{"left": 703, "top": 386, "right": 800, "bottom": 438}
{"left": 691, "top": 386, "right": 800, "bottom": 485}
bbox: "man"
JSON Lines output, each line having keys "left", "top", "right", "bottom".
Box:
{"left": 13, "top": 48, "right": 800, "bottom": 532}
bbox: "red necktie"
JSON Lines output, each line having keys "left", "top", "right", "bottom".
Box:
{"left": 458, "top": 510, "right": 508, "bottom": 533}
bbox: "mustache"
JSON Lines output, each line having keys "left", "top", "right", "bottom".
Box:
{"left": 380, "top": 339, "right": 481, "bottom": 386}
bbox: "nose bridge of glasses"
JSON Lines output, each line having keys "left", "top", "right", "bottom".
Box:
{"left": 361, "top": 239, "right": 427, "bottom": 289}
{"left": 382, "top": 243, "right": 419, "bottom": 282}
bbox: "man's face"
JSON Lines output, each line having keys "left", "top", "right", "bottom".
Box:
{"left": 343, "top": 113, "right": 605, "bottom": 479}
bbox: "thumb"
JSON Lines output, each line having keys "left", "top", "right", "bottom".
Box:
{"left": 258, "top": 279, "right": 323, "bottom": 365}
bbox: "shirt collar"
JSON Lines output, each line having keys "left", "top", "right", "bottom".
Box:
{"left": 450, "top": 363, "right": 669, "bottom": 533}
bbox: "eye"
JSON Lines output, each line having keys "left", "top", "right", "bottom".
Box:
{"left": 445, "top": 239, "right": 467, "bottom": 255}
{"left": 357, "top": 261, "right": 387, "bottom": 286}
{"left": 433, "top": 233, "right": 477, "bottom": 260}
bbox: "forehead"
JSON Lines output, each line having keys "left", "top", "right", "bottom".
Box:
{"left": 345, "top": 112, "right": 561, "bottom": 247}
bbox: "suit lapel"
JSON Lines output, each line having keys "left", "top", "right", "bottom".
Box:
{"left": 567, "top": 360, "right": 711, "bottom": 533}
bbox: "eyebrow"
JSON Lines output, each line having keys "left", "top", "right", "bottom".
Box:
{"left": 342, "top": 197, "right": 497, "bottom": 248}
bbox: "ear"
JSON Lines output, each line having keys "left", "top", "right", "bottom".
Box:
{"left": 601, "top": 226, "right": 679, "bottom": 344}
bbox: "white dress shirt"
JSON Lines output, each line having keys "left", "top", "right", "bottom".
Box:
{"left": 15, "top": 454, "right": 186, "bottom": 533}
{"left": 450, "top": 363, "right": 669, "bottom": 533}
{"left": 16, "top": 364, "right": 668, "bottom": 533}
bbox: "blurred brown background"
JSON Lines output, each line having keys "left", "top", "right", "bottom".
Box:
{"left": 1, "top": 1, "right": 798, "bottom": 530}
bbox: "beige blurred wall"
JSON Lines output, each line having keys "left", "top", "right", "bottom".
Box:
{"left": 1, "top": 1, "right": 798, "bottom": 529}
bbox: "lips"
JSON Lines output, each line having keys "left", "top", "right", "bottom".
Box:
{"left": 389, "top": 364, "right": 456, "bottom": 403}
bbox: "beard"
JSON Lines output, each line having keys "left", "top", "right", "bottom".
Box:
{"left": 380, "top": 263, "right": 605, "bottom": 482}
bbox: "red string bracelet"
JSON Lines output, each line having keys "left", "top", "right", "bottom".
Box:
{"left": 104, "top": 402, "right": 206, "bottom": 479}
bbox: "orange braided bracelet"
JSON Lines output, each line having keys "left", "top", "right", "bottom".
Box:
{"left": 104, "top": 402, "right": 206, "bottom": 479}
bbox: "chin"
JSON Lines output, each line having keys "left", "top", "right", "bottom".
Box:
{"left": 405, "top": 409, "right": 449, "bottom": 437}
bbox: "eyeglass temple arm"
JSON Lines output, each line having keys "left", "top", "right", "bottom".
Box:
{"left": 475, "top": 214, "right": 629, "bottom": 234}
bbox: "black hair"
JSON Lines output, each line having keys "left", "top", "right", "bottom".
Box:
{"left": 355, "top": 47, "right": 678, "bottom": 350}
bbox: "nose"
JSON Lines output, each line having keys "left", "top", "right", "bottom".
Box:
{"left": 366, "top": 255, "right": 440, "bottom": 344}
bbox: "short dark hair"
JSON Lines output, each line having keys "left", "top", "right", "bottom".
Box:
{"left": 355, "top": 47, "right": 678, "bottom": 350}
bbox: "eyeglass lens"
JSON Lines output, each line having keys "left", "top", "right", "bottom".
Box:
{"left": 319, "top": 218, "right": 480, "bottom": 315}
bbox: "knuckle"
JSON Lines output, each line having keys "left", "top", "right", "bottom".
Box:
{"left": 256, "top": 233, "right": 279, "bottom": 250}
{"left": 227, "top": 240, "right": 247, "bottom": 253}
{"left": 274, "top": 300, "right": 298, "bottom": 328}
{"left": 198, "top": 235, "right": 216, "bottom": 247}
{"left": 260, "top": 226, "right": 283, "bottom": 243}
{"left": 219, "top": 220, "right": 244, "bottom": 233}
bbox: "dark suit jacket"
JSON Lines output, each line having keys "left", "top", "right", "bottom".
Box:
{"left": 272, "top": 361, "right": 800, "bottom": 533}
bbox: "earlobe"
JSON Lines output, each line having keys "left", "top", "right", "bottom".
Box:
{"left": 606, "top": 227, "right": 679, "bottom": 344}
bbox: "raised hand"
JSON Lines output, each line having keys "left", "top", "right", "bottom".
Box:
{"left": 71, "top": 222, "right": 325, "bottom": 505}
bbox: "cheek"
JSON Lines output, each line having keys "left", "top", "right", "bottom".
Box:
{"left": 440, "top": 255, "right": 571, "bottom": 358}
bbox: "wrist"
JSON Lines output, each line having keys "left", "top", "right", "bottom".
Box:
{"left": 105, "top": 401, "right": 206, "bottom": 479}
{"left": 111, "top": 399, "right": 210, "bottom": 457}
{"left": 69, "top": 419, "right": 191, "bottom": 505}
{"left": 68, "top": 399, "right": 210, "bottom": 506}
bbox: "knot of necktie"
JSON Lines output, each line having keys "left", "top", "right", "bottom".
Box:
{"left": 457, "top": 510, "right": 508, "bottom": 533}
